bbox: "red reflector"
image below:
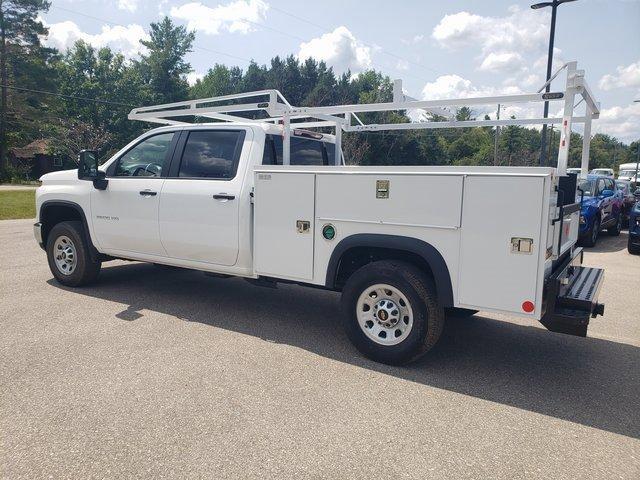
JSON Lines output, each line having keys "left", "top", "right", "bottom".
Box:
{"left": 522, "top": 301, "right": 535, "bottom": 313}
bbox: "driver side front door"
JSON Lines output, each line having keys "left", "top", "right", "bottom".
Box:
{"left": 91, "top": 131, "right": 178, "bottom": 256}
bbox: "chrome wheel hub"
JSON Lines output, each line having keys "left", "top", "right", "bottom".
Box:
{"left": 53, "top": 235, "right": 77, "bottom": 275}
{"left": 356, "top": 284, "right": 414, "bottom": 346}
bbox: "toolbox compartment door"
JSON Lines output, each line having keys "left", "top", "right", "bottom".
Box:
{"left": 254, "top": 172, "right": 315, "bottom": 281}
{"left": 458, "top": 175, "right": 545, "bottom": 315}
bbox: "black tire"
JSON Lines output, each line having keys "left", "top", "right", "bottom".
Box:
{"left": 341, "top": 260, "right": 444, "bottom": 365}
{"left": 607, "top": 214, "right": 622, "bottom": 236}
{"left": 629, "top": 238, "right": 640, "bottom": 255}
{"left": 582, "top": 217, "right": 600, "bottom": 247}
{"left": 46, "top": 221, "right": 101, "bottom": 287}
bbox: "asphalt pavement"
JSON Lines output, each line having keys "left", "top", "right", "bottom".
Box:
{"left": 1, "top": 218, "right": 638, "bottom": 479}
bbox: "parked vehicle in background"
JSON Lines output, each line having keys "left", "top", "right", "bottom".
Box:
{"left": 628, "top": 202, "right": 640, "bottom": 254}
{"left": 615, "top": 180, "right": 636, "bottom": 225}
{"left": 578, "top": 175, "right": 623, "bottom": 247}
{"left": 590, "top": 168, "right": 614, "bottom": 178}
{"left": 566, "top": 167, "right": 582, "bottom": 175}
{"left": 618, "top": 162, "right": 639, "bottom": 187}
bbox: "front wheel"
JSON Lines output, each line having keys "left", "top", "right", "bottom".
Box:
{"left": 46, "top": 221, "right": 101, "bottom": 287}
{"left": 341, "top": 260, "right": 444, "bottom": 365}
{"left": 582, "top": 217, "right": 600, "bottom": 247}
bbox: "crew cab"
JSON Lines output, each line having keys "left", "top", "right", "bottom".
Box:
{"left": 33, "top": 66, "right": 607, "bottom": 364}
{"left": 577, "top": 175, "right": 623, "bottom": 247}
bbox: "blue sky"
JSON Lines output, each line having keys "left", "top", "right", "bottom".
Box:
{"left": 42, "top": 0, "right": 640, "bottom": 142}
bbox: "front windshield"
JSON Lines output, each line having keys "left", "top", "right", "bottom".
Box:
{"left": 619, "top": 170, "right": 636, "bottom": 177}
{"left": 578, "top": 179, "right": 596, "bottom": 196}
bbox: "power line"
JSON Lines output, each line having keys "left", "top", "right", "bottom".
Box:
{"left": 269, "top": 4, "right": 439, "bottom": 75}
{"left": 48, "top": 4, "right": 432, "bottom": 84}
{"left": 1, "top": 84, "right": 136, "bottom": 107}
{"left": 49, "top": 5, "right": 254, "bottom": 64}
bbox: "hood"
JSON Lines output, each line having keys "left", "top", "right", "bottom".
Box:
{"left": 39, "top": 168, "right": 78, "bottom": 184}
{"left": 580, "top": 195, "right": 599, "bottom": 212}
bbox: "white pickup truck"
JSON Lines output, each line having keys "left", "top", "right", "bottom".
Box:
{"left": 34, "top": 62, "right": 606, "bottom": 364}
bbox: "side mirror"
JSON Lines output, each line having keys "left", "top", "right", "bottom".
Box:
{"left": 78, "top": 150, "right": 107, "bottom": 190}
{"left": 600, "top": 189, "right": 614, "bottom": 198}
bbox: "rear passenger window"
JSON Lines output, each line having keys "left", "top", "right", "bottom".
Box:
{"left": 264, "top": 135, "right": 328, "bottom": 166}
{"left": 178, "top": 130, "right": 245, "bottom": 179}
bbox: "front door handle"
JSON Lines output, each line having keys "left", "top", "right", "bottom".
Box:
{"left": 139, "top": 190, "right": 157, "bottom": 196}
{"left": 213, "top": 193, "right": 235, "bottom": 200}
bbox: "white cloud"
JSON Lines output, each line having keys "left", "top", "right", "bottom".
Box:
{"left": 117, "top": 0, "right": 138, "bottom": 13}
{"left": 43, "top": 20, "right": 148, "bottom": 58}
{"left": 396, "top": 59, "right": 409, "bottom": 71}
{"left": 186, "top": 71, "right": 204, "bottom": 85}
{"left": 170, "top": 0, "right": 268, "bottom": 35}
{"left": 297, "top": 26, "right": 372, "bottom": 73}
{"left": 479, "top": 52, "right": 523, "bottom": 72}
{"left": 599, "top": 60, "right": 640, "bottom": 91}
{"left": 432, "top": 7, "right": 551, "bottom": 74}
{"left": 594, "top": 102, "right": 640, "bottom": 143}
{"left": 420, "top": 74, "right": 536, "bottom": 121}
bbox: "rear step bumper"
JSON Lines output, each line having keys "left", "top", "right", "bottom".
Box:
{"left": 541, "top": 247, "right": 605, "bottom": 337}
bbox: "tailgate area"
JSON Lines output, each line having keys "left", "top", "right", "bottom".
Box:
{"left": 541, "top": 247, "right": 605, "bottom": 336}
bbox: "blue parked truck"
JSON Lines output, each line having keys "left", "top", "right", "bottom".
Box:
{"left": 629, "top": 202, "right": 640, "bottom": 254}
{"left": 577, "top": 175, "right": 623, "bottom": 247}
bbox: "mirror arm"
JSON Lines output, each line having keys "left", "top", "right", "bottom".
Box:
{"left": 92, "top": 171, "right": 108, "bottom": 190}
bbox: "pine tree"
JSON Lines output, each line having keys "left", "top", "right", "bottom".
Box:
{"left": 136, "top": 17, "right": 195, "bottom": 104}
{"left": 0, "top": 0, "right": 52, "bottom": 176}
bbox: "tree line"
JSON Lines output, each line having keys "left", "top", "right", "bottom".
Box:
{"left": 1, "top": 0, "right": 638, "bottom": 181}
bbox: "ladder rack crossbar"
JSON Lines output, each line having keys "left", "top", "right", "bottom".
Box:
{"left": 127, "top": 60, "right": 599, "bottom": 174}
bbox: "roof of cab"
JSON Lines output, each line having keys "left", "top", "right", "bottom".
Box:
{"left": 144, "top": 122, "right": 336, "bottom": 142}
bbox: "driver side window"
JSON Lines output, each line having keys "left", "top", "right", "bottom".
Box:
{"left": 113, "top": 132, "right": 175, "bottom": 177}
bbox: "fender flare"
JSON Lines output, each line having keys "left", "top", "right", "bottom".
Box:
{"left": 39, "top": 200, "right": 100, "bottom": 262}
{"left": 325, "top": 233, "right": 454, "bottom": 307}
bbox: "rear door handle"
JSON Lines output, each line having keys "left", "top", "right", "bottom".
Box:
{"left": 139, "top": 190, "right": 157, "bottom": 196}
{"left": 213, "top": 193, "right": 235, "bottom": 200}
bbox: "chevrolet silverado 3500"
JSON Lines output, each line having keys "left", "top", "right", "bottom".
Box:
{"left": 34, "top": 62, "right": 605, "bottom": 364}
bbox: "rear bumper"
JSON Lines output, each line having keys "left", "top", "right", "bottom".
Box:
{"left": 541, "top": 247, "right": 605, "bottom": 337}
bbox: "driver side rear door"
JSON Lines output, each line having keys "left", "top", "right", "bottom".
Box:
{"left": 91, "top": 131, "right": 179, "bottom": 256}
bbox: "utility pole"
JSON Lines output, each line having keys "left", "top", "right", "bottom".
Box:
{"left": 494, "top": 104, "right": 500, "bottom": 165}
{"left": 531, "top": 0, "right": 578, "bottom": 167}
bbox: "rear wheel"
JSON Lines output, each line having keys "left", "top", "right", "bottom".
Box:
{"left": 46, "top": 221, "right": 101, "bottom": 287}
{"left": 341, "top": 260, "right": 444, "bottom": 365}
{"left": 607, "top": 214, "right": 622, "bottom": 236}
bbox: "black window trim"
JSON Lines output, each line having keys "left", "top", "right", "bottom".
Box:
{"left": 166, "top": 128, "right": 247, "bottom": 181}
{"left": 263, "top": 133, "right": 332, "bottom": 166}
{"left": 105, "top": 130, "right": 180, "bottom": 179}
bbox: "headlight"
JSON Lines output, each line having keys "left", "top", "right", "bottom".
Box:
{"left": 580, "top": 215, "right": 586, "bottom": 224}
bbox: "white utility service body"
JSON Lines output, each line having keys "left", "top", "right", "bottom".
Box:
{"left": 254, "top": 165, "right": 569, "bottom": 320}
{"left": 34, "top": 61, "right": 605, "bottom": 364}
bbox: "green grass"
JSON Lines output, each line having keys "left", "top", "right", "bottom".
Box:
{"left": 0, "top": 190, "right": 36, "bottom": 220}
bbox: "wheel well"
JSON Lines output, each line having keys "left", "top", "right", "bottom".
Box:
{"left": 40, "top": 204, "right": 83, "bottom": 246}
{"left": 334, "top": 247, "right": 434, "bottom": 289}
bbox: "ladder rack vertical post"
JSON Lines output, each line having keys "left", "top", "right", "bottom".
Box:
{"left": 580, "top": 105, "right": 593, "bottom": 178}
{"left": 556, "top": 61, "right": 578, "bottom": 176}
{"left": 334, "top": 121, "right": 342, "bottom": 166}
{"left": 283, "top": 114, "right": 291, "bottom": 165}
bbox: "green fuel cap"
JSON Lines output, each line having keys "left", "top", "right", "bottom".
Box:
{"left": 322, "top": 224, "right": 336, "bottom": 240}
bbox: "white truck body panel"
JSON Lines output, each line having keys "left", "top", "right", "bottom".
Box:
{"left": 253, "top": 165, "right": 558, "bottom": 319}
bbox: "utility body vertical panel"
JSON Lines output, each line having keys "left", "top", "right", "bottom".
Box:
{"left": 458, "top": 175, "right": 545, "bottom": 316}
{"left": 254, "top": 172, "right": 315, "bottom": 281}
